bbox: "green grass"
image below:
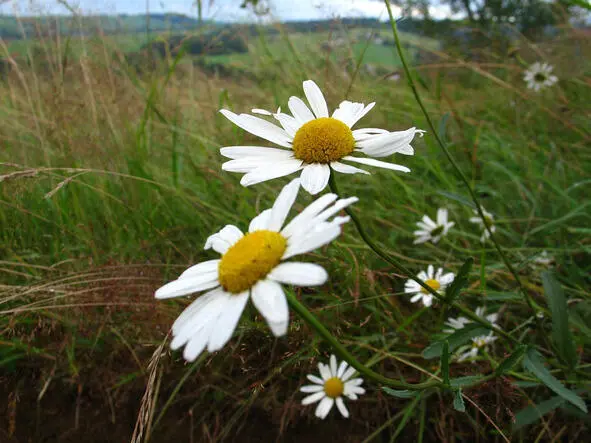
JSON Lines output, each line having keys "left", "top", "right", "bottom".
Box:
{"left": 0, "top": 18, "right": 590, "bottom": 443}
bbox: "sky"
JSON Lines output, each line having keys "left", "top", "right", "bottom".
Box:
{"left": 0, "top": 0, "right": 459, "bottom": 21}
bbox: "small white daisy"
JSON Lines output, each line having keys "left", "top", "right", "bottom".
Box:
{"left": 444, "top": 306, "right": 499, "bottom": 334}
{"left": 155, "top": 179, "right": 357, "bottom": 361}
{"left": 523, "top": 62, "right": 558, "bottom": 92}
{"left": 413, "top": 208, "right": 455, "bottom": 244}
{"left": 404, "top": 264, "right": 455, "bottom": 307}
{"left": 219, "top": 79, "right": 424, "bottom": 195}
{"left": 532, "top": 250, "right": 554, "bottom": 267}
{"left": 457, "top": 334, "right": 498, "bottom": 362}
{"left": 300, "top": 354, "right": 365, "bottom": 419}
{"left": 469, "top": 207, "right": 496, "bottom": 243}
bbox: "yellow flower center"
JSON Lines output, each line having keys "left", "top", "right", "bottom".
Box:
{"left": 323, "top": 377, "right": 344, "bottom": 398}
{"left": 474, "top": 338, "right": 488, "bottom": 348}
{"left": 292, "top": 117, "right": 355, "bottom": 164}
{"left": 420, "top": 279, "right": 441, "bottom": 294}
{"left": 218, "top": 230, "right": 287, "bottom": 294}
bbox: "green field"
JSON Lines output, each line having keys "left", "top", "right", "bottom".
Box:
{"left": 0, "top": 14, "right": 590, "bottom": 443}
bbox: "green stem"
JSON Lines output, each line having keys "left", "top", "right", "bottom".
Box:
{"left": 329, "top": 174, "right": 517, "bottom": 346}
{"left": 383, "top": 0, "right": 540, "bottom": 315}
{"left": 285, "top": 291, "right": 442, "bottom": 391}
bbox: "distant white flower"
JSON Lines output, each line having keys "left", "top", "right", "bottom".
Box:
{"left": 219, "top": 79, "right": 424, "bottom": 195}
{"left": 300, "top": 355, "right": 365, "bottom": 419}
{"left": 404, "top": 265, "right": 455, "bottom": 307}
{"left": 444, "top": 306, "right": 499, "bottom": 334}
{"left": 524, "top": 62, "right": 558, "bottom": 92}
{"left": 155, "top": 179, "right": 356, "bottom": 361}
{"left": 469, "top": 207, "right": 496, "bottom": 243}
{"left": 533, "top": 251, "right": 554, "bottom": 267}
{"left": 413, "top": 208, "right": 455, "bottom": 244}
{"left": 457, "top": 334, "right": 498, "bottom": 362}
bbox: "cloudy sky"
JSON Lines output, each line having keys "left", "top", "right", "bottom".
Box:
{"left": 0, "top": 0, "right": 457, "bottom": 21}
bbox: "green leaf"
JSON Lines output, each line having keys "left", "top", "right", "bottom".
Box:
{"left": 450, "top": 376, "right": 482, "bottom": 388}
{"left": 542, "top": 272, "right": 577, "bottom": 368}
{"left": 484, "top": 291, "right": 521, "bottom": 301}
{"left": 436, "top": 190, "right": 475, "bottom": 209}
{"left": 523, "top": 348, "right": 587, "bottom": 412}
{"left": 423, "top": 324, "right": 489, "bottom": 359}
{"left": 441, "top": 340, "right": 450, "bottom": 386}
{"left": 382, "top": 387, "right": 417, "bottom": 398}
{"left": 453, "top": 389, "right": 465, "bottom": 412}
{"left": 445, "top": 257, "right": 473, "bottom": 302}
{"left": 495, "top": 345, "right": 527, "bottom": 376}
{"left": 513, "top": 395, "right": 565, "bottom": 431}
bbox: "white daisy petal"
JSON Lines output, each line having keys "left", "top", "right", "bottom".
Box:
{"left": 274, "top": 112, "right": 301, "bottom": 137}
{"left": 301, "top": 384, "right": 325, "bottom": 393}
{"left": 307, "top": 374, "right": 324, "bottom": 385}
{"left": 220, "top": 146, "right": 293, "bottom": 160}
{"left": 251, "top": 279, "right": 289, "bottom": 336}
{"left": 268, "top": 262, "right": 328, "bottom": 286}
{"left": 337, "top": 360, "right": 348, "bottom": 378}
{"left": 220, "top": 110, "right": 292, "bottom": 148}
{"left": 300, "top": 163, "right": 331, "bottom": 195}
{"left": 207, "top": 292, "right": 249, "bottom": 352}
{"left": 240, "top": 159, "right": 304, "bottom": 187}
{"left": 182, "top": 320, "right": 215, "bottom": 361}
{"left": 302, "top": 391, "right": 326, "bottom": 405}
{"left": 288, "top": 96, "right": 315, "bottom": 125}
{"left": 318, "top": 362, "right": 331, "bottom": 381}
{"left": 281, "top": 193, "right": 338, "bottom": 238}
{"left": 335, "top": 397, "right": 350, "bottom": 418}
{"left": 341, "top": 366, "right": 356, "bottom": 381}
{"left": 303, "top": 80, "right": 329, "bottom": 118}
{"left": 251, "top": 108, "right": 272, "bottom": 116}
{"left": 267, "top": 178, "right": 301, "bottom": 231}
{"left": 329, "top": 354, "right": 338, "bottom": 377}
{"left": 315, "top": 397, "right": 334, "bottom": 419}
{"left": 342, "top": 156, "right": 410, "bottom": 173}
{"left": 171, "top": 289, "right": 220, "bottom": 334}
{"left": 354, "top": 127, "right": 419, "bottom": 157}
{"left": 178, "top": 259, "right": 221, "bottom": 280}
{"left": 155, "top": 275, "right": 220, "bottom": 299}
{"left": 330, "top": 161, "right": 370, "bottom": 175}
{"left": 283, "top": 225, "right": 341, "bottom": 259}
{"left": 248, "top": 209, "right": 273, "bottom": 232}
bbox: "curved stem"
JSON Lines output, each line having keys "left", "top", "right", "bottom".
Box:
{"left": 383, "top": 0, "right": 541, "bottom": 315}
{"left": 329, "top": 174, "right": 518, "bottom": 346}
{"left": 285, "top": 291, "right": 442, "bottom": 391}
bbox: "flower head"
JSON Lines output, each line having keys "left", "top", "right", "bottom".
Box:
{"left": 457, "top": 334, "right": 497, "bottom": 362}
{"left": 220, "top": 80, "right": 424, "bottom": 194}
{"left": 300, "top": 355, "right": 365, "bottom": 419}
{"left": 444, "top": 306, "right": 499, "bottom": 334}
{"left": 469, "top": 207, "right": 496, "bottom": 243}
{"left": 413, "top": 208, "right": 455, "bottom": 244}
{"left": 532, "top": 250, "right": 554, "bottom": 268}
{"left": 155, "top": 179, "right": 356, "bottom": 361}
{"left": 404, "top": 264, "right": 454, "bottom": 307}
{"left": 523, "top": 62, "right": 558, "bottom": 92}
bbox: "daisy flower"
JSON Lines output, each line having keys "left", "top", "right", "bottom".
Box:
{"left": 300, "top": 355, "right": 365, "bottom": 419}
{"left": 155, "top": 179, "right": 357, "bottom": 361}
{"left": 219, "top": 79, "right": 424, "bottom": 195}
{"left": 413, "top": 208, "right": 455, "bottom": 244}
{"left": 457, "top": 334, "right": 498, "bottom": 362}
{"left": 523, "top": 62, "right": 558, "bottom": 92}
{"left": 469, "top": 207, "right": 496, "bottom": 243}
{"left": 532, "top": 250, "right": 554, "bottom": 267}
{"left": 444, "top": 306, "right": 499, "bottom": 334}
{"left": 404, "top": 264, "right": 455, "bottom": 307}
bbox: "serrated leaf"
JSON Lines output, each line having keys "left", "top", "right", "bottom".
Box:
{"left": 445, "top": 257, "right": 473, "bottom": 302}
{"left": 453, "top": 389, "right": 465, "bottom": 412}
{"left": 523, "top": 348, "right": 587, "bottom": 412}
{"left": 513, "top": 395, "right": 565, "bottom": 431}
{"left": 382, "top": 387, "right": 417, "bottom": 398}
{"left": 495, "top": 345, "right": 527, "bottom": 376}
{"left": 542, "top": 272, "right": 577, "bottom": 368}
{"left": 450, "top": 376, "right": 482, "bottom": 388}
{"left": 423, "top": 324, "right": 489, "bottom": 359}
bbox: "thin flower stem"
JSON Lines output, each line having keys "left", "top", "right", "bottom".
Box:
{"left": 383, "top": 0, "right": 540, "bottom": 315}
{"left": 285, "top": 291, "right": 442, "bottom": 390}
{"left": 328, "top": 174, "right": 518, "bottom": 346}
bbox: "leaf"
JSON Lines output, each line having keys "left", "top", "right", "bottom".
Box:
{"left": 522, "top": 348, "right": 587, "bottom": 412}
{"left": 438, "top": 113, "right": 450, "bottom": 143}
{"left": 513, "top": 395, "right": 565, "bottom": 431}
{"left": 382, "top": 387, "right": 417, "bottom": 398}
{"left": 441, "top": 340, "right": 450, "bottom": 386}
{"left": 445, "top": 257, "right": 473, "bottom": 302}
{"left": 436, "top": 190, "right": 475, "bottom": 209}
{"left": 450, "top": 376, "right": 482, "bottom": 388}
{"left": 484, "top": 291, "right": 521, "bottom": 301}
{"left": 453, "top": 389, "right": 465, "bottom": 412}
{"left": 495, "top": 345, "right": 527, "bottom": 376}
{"left": 423, "top": 323, "right": 489, "bottom": 359}
{"left": 542, "top": 272, "right": 577, "bottom": 368}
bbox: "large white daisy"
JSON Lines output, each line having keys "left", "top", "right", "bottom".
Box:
{"left": 523, "top": 62, "right": 558, "bottom": 92}
{"left": 219, "top": 79, "right": 424, "bottom": 195}
{"left": 155, "top": 179, "right": 357, "bottom": 361}
{"left": 469, "top": 207, "right": 496, "bottom": 244}
{"left": 413, "top": 208, "right": 455, "bottom": 244}
{"left": 300, "top": 355, "right": 365, "bottom": 419}
{"left": 404, "top": 264, "right": 455, "bottom": 307}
